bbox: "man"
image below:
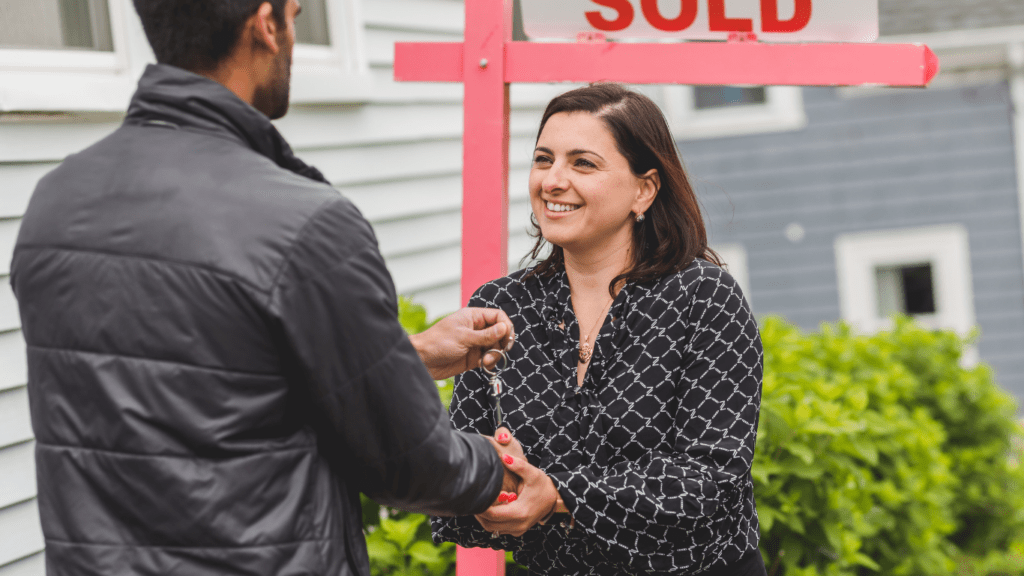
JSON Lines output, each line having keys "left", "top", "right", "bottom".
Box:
{"left": 10, "top": 0, "right": 516, "bottom": 574}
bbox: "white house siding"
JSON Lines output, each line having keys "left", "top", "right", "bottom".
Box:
{"left": 0, "top": 0, "right": 565, "bottom": 572}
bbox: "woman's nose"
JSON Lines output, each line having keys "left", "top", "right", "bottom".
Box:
{"left": 542, "top": 162, "right": 568, "bottom": 193}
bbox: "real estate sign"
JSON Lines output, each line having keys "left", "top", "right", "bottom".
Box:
{"left": 520, "top": 0, "right": 879, "bottom": 42}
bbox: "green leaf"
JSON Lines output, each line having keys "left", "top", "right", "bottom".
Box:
{"left": 407, "top": 541, "right": 443, "bottom": 565}
{"left": 397, "top": 297, "right": 430, "bottom": 335}
{"left": 786, "top": 443, "right": 815, "bottom": 465}
{"left": 849, "top": 438, "right": 879, "bottom": 466}
{"left": 380, "top": 515, "right": 426, "bottom": 551}
{"left": 853, "top": 552, "right": 881, "bottom": 571}
{"left": 365, "top": 531, "right": 402, "bottom": 566}
{"left": 788, "top": 461, "right": 826, "bottom": 479}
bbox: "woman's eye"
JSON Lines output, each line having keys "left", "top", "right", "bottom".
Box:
{"left": 575, "top": 158, "right": 596, "bottom": 169}
{"left": 533, "top": 155, "right": 552, "bottom": 165}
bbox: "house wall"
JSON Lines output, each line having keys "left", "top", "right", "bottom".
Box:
{"left": 684, "top": 82, "right": 1024, "bottom": 403}
{"left": 0, "top": 0, "right": 553, "bottom": 572}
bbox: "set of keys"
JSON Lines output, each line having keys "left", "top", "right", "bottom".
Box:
{"left": 484, "top": 349, "right": 512, "bottom": 539}
{"left": 482, "top": 349, "right": 509, "bottom": 432}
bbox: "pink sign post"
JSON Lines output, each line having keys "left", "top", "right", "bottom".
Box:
{"left": 394, "top": 1, "right": 939, "bottom": 573}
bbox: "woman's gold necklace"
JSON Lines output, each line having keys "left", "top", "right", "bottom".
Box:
{"left": 577, "top": 295, "right": 615, "bottom": 364}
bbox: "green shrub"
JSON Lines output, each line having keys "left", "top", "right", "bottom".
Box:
{"left": 756, "top": 317, "right": 1024, "bottom": 576}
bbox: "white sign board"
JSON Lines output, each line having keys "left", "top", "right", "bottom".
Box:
{"left": 520, "top": 0, "right": 879, "bottom": 43}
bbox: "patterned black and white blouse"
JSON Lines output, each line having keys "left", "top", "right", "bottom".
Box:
{"left": 431, "top": 259, "right": 764, "bottom": 575}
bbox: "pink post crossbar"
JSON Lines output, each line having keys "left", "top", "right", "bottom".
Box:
{"left": 393, "top": 2, "right": 938, "bottom": 574}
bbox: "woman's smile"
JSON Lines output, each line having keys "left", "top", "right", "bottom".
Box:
{"left": 545, "top": 201, "right": 582, "bottom": 215}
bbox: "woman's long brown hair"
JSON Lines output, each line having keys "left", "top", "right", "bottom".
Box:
{"left": 523, "top": 83, "right": 721, "bottom": 296}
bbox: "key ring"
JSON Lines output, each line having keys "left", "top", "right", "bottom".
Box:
{"left": 481, "top": 349, "right": 509, "bottom": 377}
{"left": 483, "top": 349, "right": 509, "bottom": 432}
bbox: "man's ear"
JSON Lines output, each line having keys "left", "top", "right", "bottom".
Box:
{"left": 634, "top": 169, "right": 660, "bottom": 214}
{"left": 250, "top": 2, "right": 281, "bottom": 54}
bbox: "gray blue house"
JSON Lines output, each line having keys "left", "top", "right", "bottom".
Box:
{"left": 667, "top": 0, "right": 1024, "bottom": 405}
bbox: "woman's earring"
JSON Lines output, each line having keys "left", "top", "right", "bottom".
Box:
{"left": 635, "top": 212, "right": 645, "bottom": 224}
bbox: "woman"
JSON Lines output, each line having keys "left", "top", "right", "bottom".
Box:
{"left": 432, "top": 84, "right": 766, "bottom": 575}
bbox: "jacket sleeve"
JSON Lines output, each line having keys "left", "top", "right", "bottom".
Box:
{"left": 548, "top": 268, "right": 763, "bottom": 573}
{"left": 270, "top": 196, "right": 503, "bottom": 517}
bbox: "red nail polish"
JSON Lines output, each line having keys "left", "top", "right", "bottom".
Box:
{"left": 507, "top": 493, "right": 518, "bottom": 503}
{"left": 503, "top": 455, "right": 514, "bottom": 465}
{"left": 498, "top": 433, "right": 509, "bottom": 442}
{"left": 498, "top": 493, "right": 509, "bottom": 503}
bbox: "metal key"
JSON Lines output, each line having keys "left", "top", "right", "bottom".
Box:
{"left": 489, "top": 374, "right": 504, "bottom": 429}
{"left": 482, "top": 349, "right": 509, "bottom": 433}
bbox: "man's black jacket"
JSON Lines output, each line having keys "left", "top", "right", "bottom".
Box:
{"left": 10, "top": 64, "right": 503, "bottom": 576}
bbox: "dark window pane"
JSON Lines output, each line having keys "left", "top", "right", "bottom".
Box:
{"left": 901, "top": 264, "right": 936, "bottom": 315}
{"left": 695, "top": 86, "right": 767, "bottom": 110}
{"left": 512, "top": 0, "right": 528, "bottom": 42}
{"left": 295, "top": 0, "right": 330, "bottom": 46}
{"left": 0, "top": 0, "right": 112, "bottom": 51}
{"left": 875, "top": 263, "right": 936, "bottom": 318}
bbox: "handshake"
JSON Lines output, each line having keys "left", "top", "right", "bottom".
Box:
{"left": 478, "top": 427, "right": 571, "bottom": 538}
{"left": 408, "top": 307, "right": 570, "bottom": 536}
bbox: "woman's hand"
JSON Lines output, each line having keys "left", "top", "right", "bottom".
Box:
{"left": 474, "top": 453, "right": 559, "bottom": 537}
{"left": 485, "top": 427, "right": 527, "bottom": 502}
{"left": 487, "top": 427, "right": 526, "bottom": 465}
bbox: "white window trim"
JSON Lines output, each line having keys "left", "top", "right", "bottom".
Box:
{"left": 0, "top": 0, "right": 131, "bottom": 72}
{"left": 290, "top": 0, "right": 372, "bottom": 104}
{"left": 0, "top": 0, "right": 137, "bottom": 112}
{"left": 661, "top": 85, "right": 807, "bottom": 140}
{"left": 0, "top": 0, "right": 371, "bottom": 113}
{"left": 712, "top": 243, "right": 752, "bottom": 308}
{"left": 835, "top": 225, "right": 976, "bottom": 337}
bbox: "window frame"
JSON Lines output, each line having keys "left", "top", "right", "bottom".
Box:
{"left": 661, "top": 85, "right": 807, "bottom": 140}
{"left": 290, "top": 0, "right": 372, "bottom": 104}
{"left": 0, "top": 0, "right": 370, "bottom": 113}
{"left": 0, "top": 0, "right": 135, "bottom": 112}
{"left": 0, "top": 0, "right": 130, "bottom": 71}
{"left": 834, "top": 225, "right": 976, "bottom": 336}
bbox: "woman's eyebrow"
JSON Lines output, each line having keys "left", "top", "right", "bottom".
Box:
{"left": 533, "top": 146, "right": 606, "bottom": 161}
{"left": 568, "top": 149, "right": 604, "bottom": 161}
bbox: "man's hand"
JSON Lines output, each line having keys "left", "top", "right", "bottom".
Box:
{"left": 409, "top": 307, "right": 515, "bottom": 380}
{"left": 475, "top": 453, "right": 559, "bottom": 538}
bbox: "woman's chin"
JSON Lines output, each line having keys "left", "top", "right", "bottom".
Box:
{"left": 539, "top": 229, "right": 579, "bottom": 251}
{"left": 544, "top": 237, "right": 590, "bottom": 257}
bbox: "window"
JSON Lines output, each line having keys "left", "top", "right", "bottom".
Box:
{"left": 289, "top": 0, "right": 371, "bottom": 103}
{"left": 661, "top": 85, "right": 807, "bottom": 140}
{"left": 875, "top": 263, "right": 936, "bottom": 319}
{"left": 0, "top": 0, "right": 129, "bottom": 111}
{"left": 695, "top": 86, "right": 767, "bottom": 109}
{"left": 835, "top": 225, "right": 975, "bottom": 336}
{"left": 295, "top": 0, "right": 331, "bottom": 46}
{"left": 0, "top": 0, "right": 113, "bottom": 51}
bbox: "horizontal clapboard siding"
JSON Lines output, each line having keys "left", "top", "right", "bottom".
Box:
{"left": 0, "top": 501, "right": 43, "bottom": 569}
{"left": 687, "top": 82, "right": 1024, "bottom": 405}
{"left": 0, "top": 554, "right": 43, "bottom": 576}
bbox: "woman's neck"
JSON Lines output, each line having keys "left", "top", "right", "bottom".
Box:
{"left": 563, "top": 235, "right": 632, "bottom": 300}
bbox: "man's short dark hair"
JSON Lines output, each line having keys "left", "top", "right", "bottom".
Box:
{"left": 133, "top": 0, "right": 287, "bottom": 72}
